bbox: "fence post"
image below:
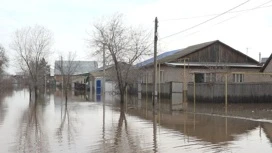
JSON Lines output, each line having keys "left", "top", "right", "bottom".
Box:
{"left": 158, "top": 64, "right": 160, "bottom": 99}
{"left": 193, "top": 73, "right": 196, "bottom": 113}
{"left": 225, "top": 73, "right": 228, "bottom": 114}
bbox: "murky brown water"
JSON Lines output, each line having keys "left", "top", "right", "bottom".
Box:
{"left": 1, "top": 89, "right": 272, "bottom": 153}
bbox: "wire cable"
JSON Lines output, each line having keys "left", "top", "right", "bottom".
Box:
{"left": 160, "top": 0, "right": 251, "bottom": 40}
{"left": 161, "top": 0, "right": 272, "bottom": 40}
{"left": 161, "top": 3, "right": 272, "bottom": 21}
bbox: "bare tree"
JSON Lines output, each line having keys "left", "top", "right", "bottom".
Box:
{"left": 55, "top": 52, "right": 79, "bottom": 103}
{"left": 90, "top": 14, "right": 151, "bottom": 103}
{"left": 10, "top": 25, "right": 53, "bottom": 100}
{"left": 0, "top": 44, "right": 10, "bottom": 91}
{"left": 0, "top": 44, "right": 8, "bottom": 76}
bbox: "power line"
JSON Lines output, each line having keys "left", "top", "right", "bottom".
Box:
{"left": 161, "top": 0, "right": 272, "bottom": 41}
{"left": 160, "top": 0, "right": 251, "bottom": 40}
{"left": 161, "top": 3, "right": 272, "bottom": 21}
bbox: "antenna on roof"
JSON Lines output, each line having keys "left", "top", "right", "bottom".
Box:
{"left": 246, "top": 47, "right": 248, "bottom": 55}
{"left": 259, "top": 52, "right": 261, "bottom": 63}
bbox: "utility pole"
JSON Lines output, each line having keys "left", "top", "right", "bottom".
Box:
{"left": 103, "top": 43, "right": 106, "bottom": 98}
{"left": 102, "top": 43, "right": 106, "bottom": 141}
{"left": 153, "top": 17, "right": 158, "bottom": 106}
{"left": 61, "top": 56, "right": 63, "bottom": 90}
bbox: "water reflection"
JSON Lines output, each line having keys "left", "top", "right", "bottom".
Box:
{"left": 152, "top": 110, "right": 158, "bottom": 153}
{"left": 56, "top": 100, "right": 75, "bottom": 147}
{"left": 128, "top": 101, "right": 259, "bottom": 144}
{"left": 0, "top": 88, "right": 13, "bottom": 126}
{"left": 16, "top": 96, "right": 49, "bottom": 153}
{"left": 97, "top": 104, "right": 143, "bottom": 153}
{"left": 125, "top": 96, "right": 272, "bottom": 152}
{"left": 1, "top": 90, "right": 272, "bottom": 152}
{"left": 262, "top": 123, "right": 272, "bottom": 144}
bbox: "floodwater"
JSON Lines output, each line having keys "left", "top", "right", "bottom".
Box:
{"left": 1, "top": 88, "right": 272, "bottom": 153}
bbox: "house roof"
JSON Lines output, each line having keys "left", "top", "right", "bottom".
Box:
{"left": 160, "top": 40, "right": 218, "bottom": 64}
{"left": 136, "top": 49, "right": 181, "bottom": 67}
{"left": 166, "top": 62, "right": 262, "bottom": 68}
{"left": 54, "top": 61, "right": 98, "bottom": 75}
{"left": 137, "top": 40, "right": 259, "bottom": 67}
{"left": 137, "top": 40, "right": 217, "bottom": 67}
{"left": 260, "top": 53, "right": 272, "bottom": 72}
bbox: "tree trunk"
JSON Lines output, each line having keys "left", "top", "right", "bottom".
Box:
{"left": 34, "top": 85, "right": 38, "bottom": 102}
{"left": 65, "top": 87, "right": 68, "bottom": 103}
{"left": 119, "top": 86, "right": 125, "bottom": 104}
{"left": 65, "top": 91, "right": 68, "bottom": 103}
{"left": 29, "top": 86, "right": 32, "bottom": 98}
{"left": 120, "top": 93, "right": 125, "bottom": 103}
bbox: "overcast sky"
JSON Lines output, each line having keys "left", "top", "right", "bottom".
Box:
{"left": 1, "top": 0, "right": 272, "bottom": 74}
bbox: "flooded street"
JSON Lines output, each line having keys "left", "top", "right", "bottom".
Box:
{"left": 1, "top": 89, "right": 272, "bottom": 153}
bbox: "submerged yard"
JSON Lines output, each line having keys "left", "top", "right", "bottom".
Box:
{"left": 0, "top": 88, "right": 272, "bottom": 153}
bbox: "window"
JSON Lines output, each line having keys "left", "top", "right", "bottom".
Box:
{"left": 204, "top": 73, "right": 216, "bottom": 82}
{"left": 233, "top": 74, "right": 244, "bottom": 83}
{"left": 195, "top": 73, "right": 204, "bottom": 83}
{"left": 195, "top": 73, "right": 216, "bottom": 83}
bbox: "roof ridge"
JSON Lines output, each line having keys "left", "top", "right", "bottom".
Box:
{"left": 260, "top": 53, "right": 272, "bottom": 72}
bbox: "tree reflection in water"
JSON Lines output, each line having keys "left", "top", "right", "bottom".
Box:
{"left": 16, "top": 96, "right": 48, "bottom": 153}
{"left": 113, "top": 104, "right": 135, "bottom": 152}
{"left": 97, "top": 103, "right": 149, "bottom": 153}
{"left": 55, "top": 97, "right": 77, "bottom": 147}
{"left": 0, "top": 88, "right": 13, "bottom": 126}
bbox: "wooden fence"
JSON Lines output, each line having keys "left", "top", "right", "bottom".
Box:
{"left": 187, "top": 82, "right": 272, "bottom": 103}
{"left": 132, "top": 82, "right": 183, "bottom": 98}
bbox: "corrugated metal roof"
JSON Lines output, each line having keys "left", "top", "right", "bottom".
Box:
{"left": 159, "top": 40, "right": 217, "bottom": 64}
{"left": 137, "top": 40, "right": 217, "bottom": 67}
{"left": 136, "top": 49, "right": 180, "bottom": 67}
{"left": 137, "top": 40, "right": 259, "bottom": 67}
{"left": 54, "top": 61, "right": 98, "bottom": 75}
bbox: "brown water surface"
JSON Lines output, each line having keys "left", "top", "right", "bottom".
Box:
{"left": 0, "top": 89, "right": 272, "bottom": 152}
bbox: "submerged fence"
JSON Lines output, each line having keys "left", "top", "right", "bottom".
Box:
{"left": 133, "top": 82, "right": 183, "bottom": 98}
{"left": 133, "top": 72, "right": 272, "bottom": 104}
{"left": 188, "top": 82, "right": 272, "bottom": 103}
{"left": 188, "top": 72, "right": 272, "bottom": 103}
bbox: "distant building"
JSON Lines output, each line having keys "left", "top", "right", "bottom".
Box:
{"left": 54, "top": 61, "right": 98, "bottom": 88}
{"left": 260, "top": 57, "right": 268, "bottom": 65}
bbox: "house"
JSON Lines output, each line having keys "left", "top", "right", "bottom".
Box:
{"left": 137, "top": 40, "right": 263, "bottom": 100}
{"left": 138, "top": 40, "right": 261, "bottom": 86}
{"left": 54, "top": 61, "right": 98, "bottom": 88}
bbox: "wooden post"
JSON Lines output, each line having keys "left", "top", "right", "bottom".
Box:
{"left": 158, "top": 63, "right": 161, "bottom": 99}
{"left": 146, "top": 75, "right": 148, "bottom": 115}
{"left": 153, "top": 17, "right": 158, "bottom": 106}
{"left": 146, "top": 74, "right": 148, "bottom": 97}
{"left": 193, "top": 73, "right": 196, "bottom": 113}
{"left": 183, "top": 59, "right": 186, "bottom": 103}
{"left": 103, "top": 43, "right": 106, "bottom": 101}
{"left": 158, "top": 64, "right": 161, "bottom": 111}
{"left": 225, "top": 73, "right": 228, "bottom": 114}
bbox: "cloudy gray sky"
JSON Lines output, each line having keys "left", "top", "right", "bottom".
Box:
{"left": 1, "top": 0, "right": 272, "bottom": 74}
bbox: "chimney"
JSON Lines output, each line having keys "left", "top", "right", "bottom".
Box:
{"left": 259, "top": 52, "right": 261, "bottom": 63}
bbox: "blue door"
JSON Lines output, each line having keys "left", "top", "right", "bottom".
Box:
{"left": 96, "top": 79, "right": 101, "bottom": 95}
